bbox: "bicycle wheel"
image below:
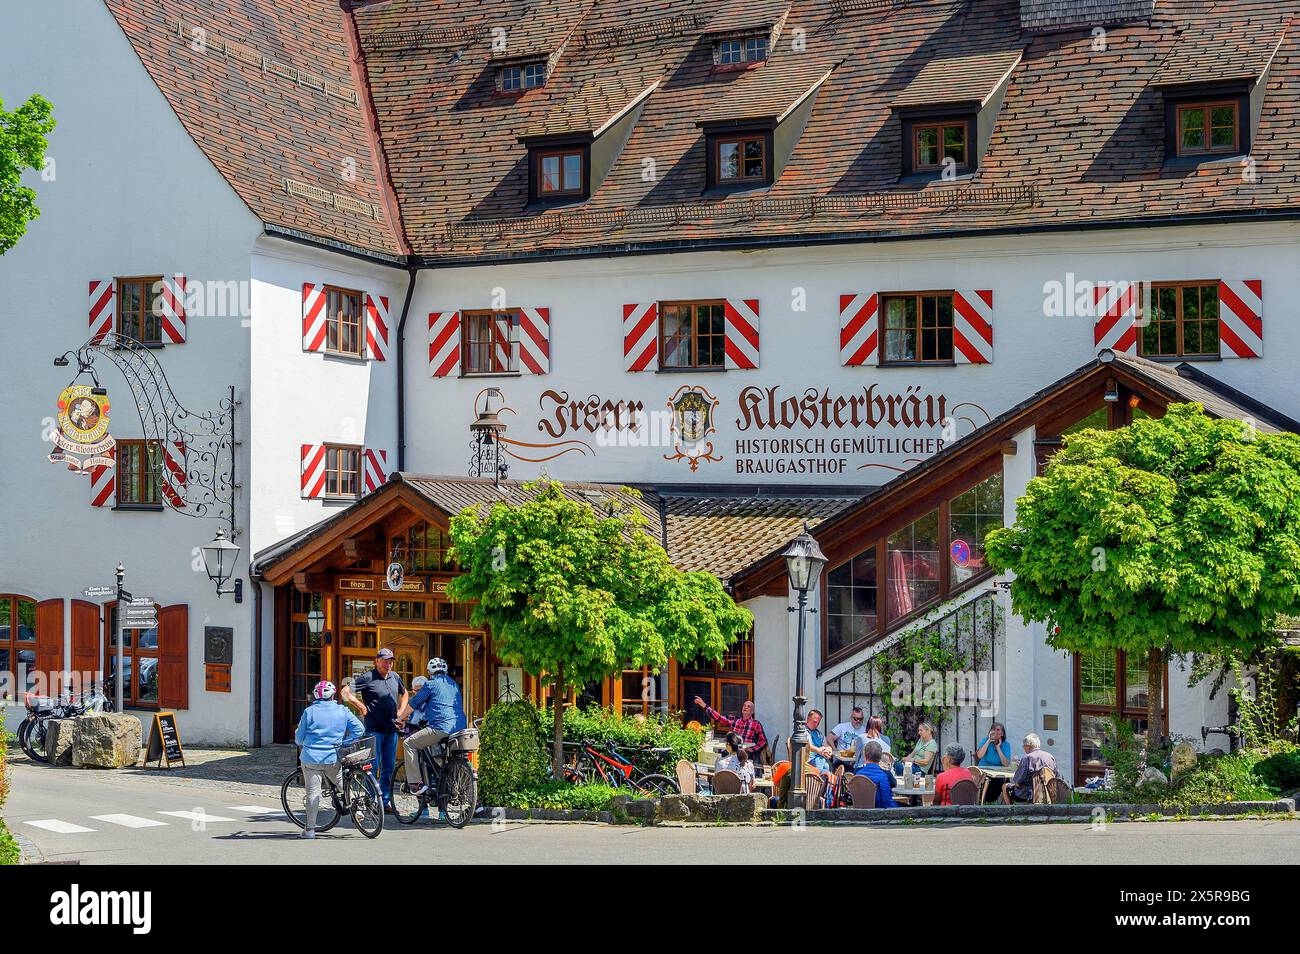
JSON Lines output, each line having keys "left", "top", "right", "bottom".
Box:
{"left": 635, "top": 773, "right": 679, "bottom": 796}
{"left": 439, "top": 759, "right": 477, "bottom": 829}
{"left": 390, "top": 762, "right": 427, "bottom": 826}
{"left": 346, "top": 768, "right": 385, "bottom": 839}
{"left": 280, "top": 767, "right": 342, "bottom": 832}
{"left": 21, "top": 719, "right": 46, "bottom": 763}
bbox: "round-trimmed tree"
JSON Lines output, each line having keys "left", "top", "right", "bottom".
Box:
{"left": 985, "top": 403, "right": 1300, "bottom": 746}
{"left": 448, "top": 479, "right": 753, "bottom": 777}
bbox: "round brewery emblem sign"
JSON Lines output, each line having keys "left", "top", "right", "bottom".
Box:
{"left": 51, "top": 384, "right": 115, "bottom": 474}
{"left": 950, "top": 539, "right": 971, "bottom": 568}
{"left": 385, "top": 561, "right": 405, "bottom": 592}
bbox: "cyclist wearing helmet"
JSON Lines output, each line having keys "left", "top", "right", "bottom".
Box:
{"left": 294, "top": 680, "right": 365, "bottom": 838}
{"left": 396, "top": 657, "right": 467, "bottom": 796}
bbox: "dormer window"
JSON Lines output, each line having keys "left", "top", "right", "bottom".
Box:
{"left": 526, "top": 141, "right": 588, "bottom": 202}
{"left": 1176, "top": 101, "right": 1239, "bottom": 157}
{"left": 499, "top": 61, "right": 546, "bottom": 93}
{"left": 912, "top": 120, "right": 969, "bottom": 173}
{"left": 717, "top": 134, "right": 766, "bottom": 183}
{"left": 715, "top": 33, "right": 768, "bottom": 67}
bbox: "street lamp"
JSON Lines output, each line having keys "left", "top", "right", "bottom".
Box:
{"left": 782, "top": 527, "right": 827, "bottom": 811}
{"left": 200, "top": 527, "right": 243, "bottom": 602}
{"left": 306, "top": 601, "right": 326, "bottom": 641}
{"left": 469, "top": 387, "right": 509, "bottom": 486}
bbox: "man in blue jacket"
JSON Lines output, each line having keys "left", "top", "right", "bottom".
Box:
{"left": 295, "top": 680, "right": 365, "bottom": 838}
{"left": 396, "top": 657, "right": 467, "bottom": 796}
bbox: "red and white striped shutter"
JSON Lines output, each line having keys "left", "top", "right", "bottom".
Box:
{"left": 300, "top": 443, "right": 327, "bottom": 499}
{"left": 623, "top": 303, "right": 658, "bottom": 372}
{"left": 161, "top": 440, "right": 187, "bottom": 509}
{"left": 159, "top": 274, "right": 187, "bottom": 343}
{"left": 1218, "top": 280, "right": 1262, "bottom": 359}
{"left": 1093, "top": 282, "right": 1139, "bottom": 356}
{"left": 723, "top": 299, "right": 760, "bottom": 370}
{"left": 365, "top": 293, "right": 390, "bottom": 361}
{"left": 428, "top": 311, "right": 461, "bottom": 377}
{"left": 89, "top": 447, "right": 116, "bottom": 508}
{"left": 952, "top": 289, "right": 993, "bottom": 364}
{"left": 839, "top": 293, "right": 879, "bottom": 366}
{"left": 363, "top": 449, "right": 389, "bottom": 494}
{"left": 493, "top": 313, "right": 513, "bottom": 372}
{"left": 518, "top": 307, "right": 550, "bottom": 374}
{"left": 89, "top": 279, "right": 115, "bottom": 344}
{"left": 302, "top": 283, "right": 327, "bottom": 353}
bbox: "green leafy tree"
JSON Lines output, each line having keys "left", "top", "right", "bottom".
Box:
{"left": 985, "top": 403, "right": 1300, "bottom": 747}
{"left": 448, "top": 479, "right": 753, "bottom": 777}
{"left": 1, "top": 94, "right": 56, "bottom": 255}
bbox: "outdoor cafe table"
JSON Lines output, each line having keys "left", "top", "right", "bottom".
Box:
{"left": 893, "top": 776, "right": 935, "bottom": 806}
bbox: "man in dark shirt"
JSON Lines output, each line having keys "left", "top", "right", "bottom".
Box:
{"left": 342, "top": 648, "right": 408, "bottom": 811}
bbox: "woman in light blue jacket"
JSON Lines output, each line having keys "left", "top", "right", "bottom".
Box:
{"left": 294, "top": 680, "right": 365, "bottom": 838}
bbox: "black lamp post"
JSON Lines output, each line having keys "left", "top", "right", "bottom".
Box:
{"left": 200, "top": 528, "right": 243, "bottom": 603}
{"left": 470, "top": 387, "right": 509, "bottom": 485}
{"left": 782, "top": 527, "right": 827, "bottom": 811}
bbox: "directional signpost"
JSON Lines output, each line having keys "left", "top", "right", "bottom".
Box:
{"left": 85, "top": 569, "right": 154, "bottom": 712}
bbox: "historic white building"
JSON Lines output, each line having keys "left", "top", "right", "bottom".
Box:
{"left": 1, "top": 0, "right": 1294, "bottom": 779}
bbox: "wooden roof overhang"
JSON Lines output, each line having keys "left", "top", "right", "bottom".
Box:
{"left": 256, "top": 481, "right": 453, "bottom": 588}
{"left": 729, "top": 355, "right": 1214, "bottom": 601}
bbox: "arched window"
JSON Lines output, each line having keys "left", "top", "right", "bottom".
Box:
{"left": 0, "top": 594, "right": 38, "bottom": 698}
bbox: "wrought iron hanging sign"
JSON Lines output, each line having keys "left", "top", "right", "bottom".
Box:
{"left": 49, "top": 383, "right": 115, "bottom": 474}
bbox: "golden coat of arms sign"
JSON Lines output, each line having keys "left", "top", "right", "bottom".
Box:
{"left": 664, "top": 384, "right": 723, "bottom": 472}
{"left": 49, "top": 384, "right": 115, "bottom": 474}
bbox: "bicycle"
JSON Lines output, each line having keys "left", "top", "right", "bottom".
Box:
{"left": 390, "top": 726, "right": 479, "bottom": 829}
{"left": 280, "top": 737, "right": 385, "bottom": 838}
{"left": 566, "top": 739, "right": 679, "bottom": 796}
{"left": 19, "top": 685, "right": 108, "bottom": 763}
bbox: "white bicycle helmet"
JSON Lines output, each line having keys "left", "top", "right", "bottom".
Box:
{"left": 312, "top": 680, "right": 336, "bottom": 700}
{"left": 427, "top": 657, "right": 448, "bottom": 676}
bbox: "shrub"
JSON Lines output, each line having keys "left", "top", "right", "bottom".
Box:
{"left": 0, "top": 743, "right": 9, "bottom": 809}
{"left": 0, "top": 820, "right": 15, "bottom": 866}
{"left": 1163, "top": 752, "right": 1277, "bottom": 808}
{"left": 477, "top": 698, "right": 551, "bottom": 807}
{"left": 1252, "top": 746, "right": 1300, "bottom": 793}
{"left": 561, "top": 705, "right": 703, "bottom": 773}
{"left": 498, "top": 782, "right": 620, "bottom": 812}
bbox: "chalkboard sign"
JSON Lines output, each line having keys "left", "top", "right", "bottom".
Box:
{"left": 145, "top": 711, "right": 185, "bottom": 768}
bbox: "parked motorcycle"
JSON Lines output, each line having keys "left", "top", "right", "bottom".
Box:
{"left": 18, "top": 685, "right": 109, "bottom": 763}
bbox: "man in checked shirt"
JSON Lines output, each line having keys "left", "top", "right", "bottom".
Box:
{"left": 695, "top": 695, "right": 769, "bottom": 764}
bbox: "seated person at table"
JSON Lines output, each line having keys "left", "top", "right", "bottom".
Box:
{"left": 894, "top": 721, "right": 938, "bottom": 776}
{"left": 975, "top": 722, "right": 1012, "bottom": 766}
{"left": 932, "top": 744, "right": 975, "bottom": 806}
{"left": 715, "top": 731, "right": 755, "bottom": 793}
{"left": 861, "top": 715, "right": 893, "bottom": 770}
{"left": 852, "top": 741, "right": 897, "bottom": 808}
{"left": 806, "top": 708, "right": 833, "bottom": 773}
{"left": 1004, "top": 733, "right": 1058, "bottom": 803}
{"left": 827, "top": 707, "right": 868, "bottom": 771}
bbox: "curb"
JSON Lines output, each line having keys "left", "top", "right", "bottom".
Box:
{"left": 766, "top": 799, "right": 1297, "bottom": 825}
{"left": 15, "top": 829, "right": 45, "bottom": 865}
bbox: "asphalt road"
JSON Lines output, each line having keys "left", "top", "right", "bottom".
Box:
{"left": 6, "top": 760, "right": 1299, "bottom": 865}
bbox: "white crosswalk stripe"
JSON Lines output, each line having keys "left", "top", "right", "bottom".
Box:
{"left": 228, "top": 805, "right": 280, "bottom": 815}
{"left": 26, "top": 819, "right": 96, "bottom": 834}
{"left": 157, "top": 810, "right": 236, "bottom": 823}
{"left": 90, "top": 813, "right": 169, "bottom": 828}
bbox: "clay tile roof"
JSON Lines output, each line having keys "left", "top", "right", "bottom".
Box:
{"left": 1019, "top": 0, "right": 1156, "bottom": 31}
{"left": 703, "top": 55, "right": 837, "bottom": 123}
{"left": 662, "top": 494, "right": 858, "bottom": 578}
{"left": 103, "top": 0, "right": 402, "bottom": 257}
{"left": 487, "top": 0, "right": 594, "bottom": 60}
{"left": 701, "top": 0, "right": 791, "bottom": 34}
{"left": 524, "top": 74, "right": 663, "bottom": 138}
{"left": 892, "top": 49, "right": 1023, "bottom": 108}
{"left": 1152, "top": 12, "right": 1290, "bottom": 87}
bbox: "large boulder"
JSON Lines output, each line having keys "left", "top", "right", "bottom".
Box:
{"left": 44, "top": 718, "right": 76, "bottom": 766}
{"left": 1170, "top": 742, "right": 1198, "bottom": 780}
{"left": 72, "top": 714, "right": 142, "bottom": 769}
{"left": 656, "top": 793, "right": 767, "bottom": 823}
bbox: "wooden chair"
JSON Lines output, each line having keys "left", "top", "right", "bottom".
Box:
{"left": 712, "top": 769, "right": 743, "bottom": 795}
{"left": 846, "top": 774, "right": 878, "bottom": 809}
{"left": 1045, "top": 775, "right": 1071, "bottom": 804}
{"left": 966, "top": 766, "right": 988, "bottom": 803}
{"left": 803, "top": 771, "right": 826, "bottom": 810}
{"left": 675, "top": 759, "right": 697, "bottom": 796}
{"left": 765, "top": 734, "right": 781, "bottom": 767}
{"left": 948, "top": 778, "right": 979, "bottom": 805}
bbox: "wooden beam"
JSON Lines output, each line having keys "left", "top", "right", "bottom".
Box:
{"left": 293, "top": 572, "right": 332, "bottom": 593}
{"left": 343, "top": 536, "right": 386, "bottom": 562}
